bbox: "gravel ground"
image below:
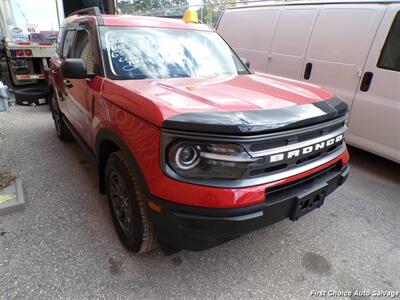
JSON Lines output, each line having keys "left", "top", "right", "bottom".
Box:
{"left": 0, "top": 105, "right": 399, "bottom": 300}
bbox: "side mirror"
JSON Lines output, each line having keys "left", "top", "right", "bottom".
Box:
{"left": 60, "top": 58, "right": 95, "bottom": 79}
{"left": 240, "top": 57, "right": 250, "bottom": 69}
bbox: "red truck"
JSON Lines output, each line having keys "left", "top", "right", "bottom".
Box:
{"left": 49, "top": 8, "right": 350, "bottom": 254}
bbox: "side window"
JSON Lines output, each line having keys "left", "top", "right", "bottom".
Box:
{"left": 62, "top": 30, "right": 75, "bottom": 59}
{"left": 70, "top": 30, "right": 95, "bottom": 73}
{"left": 56, "top": 27, "right": 65, "bottom": 56}
{"left": 377, "top": 12, "right": 400, "bottom": 72}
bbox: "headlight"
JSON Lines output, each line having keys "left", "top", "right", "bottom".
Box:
{"left": 174, "top": 146, "right": 200, "bottom": 170}
{"left": 167, "top": 142, "right": 263, "bottom": 179}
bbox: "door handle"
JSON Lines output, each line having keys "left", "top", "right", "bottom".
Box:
{"left": 304, "top": 62, "right": 313, "bottom": 80}
{"left": 63, "top": 80, "right": 73, "bottom": 88}
{"left": 360, "top": 71, "right": 373, "bottom": 92}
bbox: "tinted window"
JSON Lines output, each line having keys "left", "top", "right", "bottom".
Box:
{"left": 62, "top": 30, "right": 75, "bottom": 59}
{"left": 378, "top": 12, "right": 400, "bottom": 71}
{"left": 56, "top": 27, "right": 65, "bottom": 56}
{"left": 100, "top": 27, "right": 249, "bottom": 80}
{"left": 71, "top": 30, "right": 95, "bottom": 73}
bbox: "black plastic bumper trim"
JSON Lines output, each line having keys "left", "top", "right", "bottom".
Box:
{"left": 149, "top": 164, "right": 350, "bottom": 251}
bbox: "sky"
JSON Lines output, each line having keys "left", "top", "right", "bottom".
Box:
{"left": 8, "top": 0, "right": 59, "bottom": 31}
{"left": 188, "top": 0, "right": 203, "bottom": 7}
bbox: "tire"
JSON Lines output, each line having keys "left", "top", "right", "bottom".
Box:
{"left": 105, "top": 151, "right": 157, "bottom": 253}
{"left": 14, "top": 87, "right": 49, "bottom": 105}
{"left": 50, "top": 91, "right": 73, "bottom": 141}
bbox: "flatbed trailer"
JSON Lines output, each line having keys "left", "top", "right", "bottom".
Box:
{"left": 0, "top": 0, "right": 115, "bottom": 87}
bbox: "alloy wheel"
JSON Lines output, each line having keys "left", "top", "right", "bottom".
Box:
{"left": 109, "top": 171, "right": 134, "bottom": 236}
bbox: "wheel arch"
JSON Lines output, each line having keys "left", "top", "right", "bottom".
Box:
{"left": 95, "top": 128, "right": 149, "bottom": 195}
{"left": 48, "top": 84, "right": 60, "bottom": 112}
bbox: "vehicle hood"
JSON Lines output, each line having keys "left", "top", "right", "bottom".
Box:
{"left": 103, "top": 74, "right": 347, "bottom": 135}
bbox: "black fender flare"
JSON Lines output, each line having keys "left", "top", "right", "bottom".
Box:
{"left": 95, "top": 128, "right": 149, "bottom": 195}
{"left": 48, "top": 86, "right": 54, "bottom": 111}
{"left": 48, "top": 82, "right": 62, "bottom": 112}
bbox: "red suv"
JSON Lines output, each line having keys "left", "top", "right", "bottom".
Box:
{"left": 49, "top": 8, "right": 350, "bottom": 254}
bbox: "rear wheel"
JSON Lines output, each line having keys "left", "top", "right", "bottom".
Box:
{"left": 105, "top": 151, "right": 157, "bottom": 253}
{"left": 50, "top": 91, "right": 73, "bottom": 141}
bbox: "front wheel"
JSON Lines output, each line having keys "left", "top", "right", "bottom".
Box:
{"left": 50, "top": 91, "right": 73, "bottom": 141}
{"left": 105, "top": 151, "right": 157, "bottom": 253}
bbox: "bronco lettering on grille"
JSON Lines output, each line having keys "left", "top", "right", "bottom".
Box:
{"left": 269, "top": 134, "right": 343, "bottom": 163}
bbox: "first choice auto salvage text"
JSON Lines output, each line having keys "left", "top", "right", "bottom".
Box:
{"left": 310, "top": 290, "right": 400, "bottom": 298}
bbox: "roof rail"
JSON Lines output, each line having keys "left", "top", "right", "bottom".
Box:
{"left": 68, "top": 7, "right": 101, "bottom": 18}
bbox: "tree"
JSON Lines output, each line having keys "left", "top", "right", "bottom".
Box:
{"left": 117, "top": 0, "right": 189, "bottom": 14}
{"left": 199, "top": 0, "right": 247, "bottom": 26}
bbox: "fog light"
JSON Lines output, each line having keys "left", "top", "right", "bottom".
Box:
{"left": 16, "top": 50, "right": 24, "bottom": 57}
{"left": 25, "top": 49, "right": 32, "bottom": 56}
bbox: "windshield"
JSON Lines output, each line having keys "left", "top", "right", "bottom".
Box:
{"left": 100, "top": 27, "right": 249, "bottom": 80}
{"left": 0, "top": 0, "right": 59, "bottom": 42}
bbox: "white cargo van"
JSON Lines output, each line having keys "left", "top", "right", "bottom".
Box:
{"left": 217, "top": 0, "right": 400, "bottom": 163}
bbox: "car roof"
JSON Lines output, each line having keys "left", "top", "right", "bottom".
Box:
{"left": 63, "top": 14, "right": 213, "bottom": 32}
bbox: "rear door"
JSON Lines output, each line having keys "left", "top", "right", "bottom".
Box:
{"left": 217, "top": 7, "right": 280, "bottom": 73}
{"left": 267, "top": 6, "right": 319, "bottom": 79}
{"left": 347, "top": 6, "right": 400, "bottom": 163}
{"left": 302, "top": 4, "right": 386, "bottom": 109}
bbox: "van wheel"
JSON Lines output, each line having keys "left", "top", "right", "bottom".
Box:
{"left": 50, "top": 92, "right": 73, "bottom": 141}
{"left": 105, "top": 151, "right": 157, "bottom": 253}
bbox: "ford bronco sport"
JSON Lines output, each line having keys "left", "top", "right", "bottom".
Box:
{"left": 49, "top": 7, "right": 350, "bottom": 253}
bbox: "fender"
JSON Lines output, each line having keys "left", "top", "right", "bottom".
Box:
{"left": 95, "top": 128, "right": 149, "bottom": 195}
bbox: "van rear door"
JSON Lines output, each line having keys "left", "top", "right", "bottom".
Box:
{"left": 302, "top": 4, "right": 385, "bottom": 109}
{"left": 347, "top": 6, "right": 400, "bottom": 163}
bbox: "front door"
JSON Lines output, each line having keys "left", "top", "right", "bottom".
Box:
{"left": 63, "top": 28, "right": 96, "bottom": 146}
{"left": 347, "top": 7, "right": 400, "bottom": 163}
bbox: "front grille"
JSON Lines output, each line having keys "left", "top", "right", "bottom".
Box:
{"left": 240, "top": 116, "right": 347, "bottom": 179}
{"left": 247, "top": 140, "right": 342, "bottom": 177}
{"left": 248, "top": 118, "right": 345, "bottom": 154}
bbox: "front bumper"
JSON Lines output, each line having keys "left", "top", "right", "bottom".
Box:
{"left": 149, "top": 163, "right": 350, "bottom": 251}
